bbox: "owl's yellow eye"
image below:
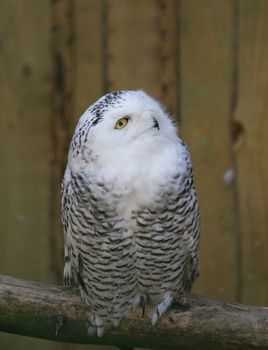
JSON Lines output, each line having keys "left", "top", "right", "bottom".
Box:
{"left": 115, "top": 117, "right": 129, "bottom": 129}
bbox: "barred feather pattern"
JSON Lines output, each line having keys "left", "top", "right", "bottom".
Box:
{"left": 62, "top": 169, "right": 138, "bottom": 336}
{"left": 134, "top": 153, "right": 200, "bottom": 323}
{"left": 62, "top": 148, "right": 200, "bottom": 334}
{"left": 61, "top": 90, "right": 200, "bottom": 337}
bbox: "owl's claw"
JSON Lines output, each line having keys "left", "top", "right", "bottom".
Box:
{"left": 87, "top": 315, "right": 105, "bottom": 337}
{"left": 152, "top": 292, "right": 173, "bottom": 325}
{"left": 139, "top": 295, "right": 146, "bottom": 317}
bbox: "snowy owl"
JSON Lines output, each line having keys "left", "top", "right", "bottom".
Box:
{"left": 61, "top": 90, "right": 200, "bottom": 337}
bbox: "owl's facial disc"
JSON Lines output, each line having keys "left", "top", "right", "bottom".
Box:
{"left": 68, "top": 90, "right": 179, "bottom": 169}
{"left": 114, "top": 115, "right": 159, "bottom": 132}
{"left": 130, "top": 113, "right": 161, "bottom": 140}
{"left": 113, "top": 112, "right": 161, "bottom": 140}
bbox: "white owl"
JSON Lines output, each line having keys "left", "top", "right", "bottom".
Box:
{"left": 61, "top": 90, "right": 200, "bottom": 337}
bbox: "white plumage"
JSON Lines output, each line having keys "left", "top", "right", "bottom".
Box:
{"left": 61, "top": 90, "right": 200, "bottom": 336}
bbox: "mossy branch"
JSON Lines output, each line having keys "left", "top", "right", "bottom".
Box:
{"left": 0, "top": 274, "right": 268, "bottom": 349}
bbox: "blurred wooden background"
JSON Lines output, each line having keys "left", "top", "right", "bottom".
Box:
{"left": 1, "top": 0, "right": 268, "bottom": 349}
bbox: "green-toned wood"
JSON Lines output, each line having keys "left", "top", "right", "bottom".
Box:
{"left": 179, "top": 0, "right": 238, "bottom": 301}
{"left": 0, "top": 0, "right": 54, "bottom": 289}
{"left": 106, "top": 0, "right": 160, "bottom": 96}
{"left": 72, "top": 0, "right": 104, "bottom": 129}
{"left": 106, "top": 0, "right": 178, "bottom": 116}
{"left": 234, "top": 0, "right": 268, "bottom": 305}
{"left": 155, "top": 0, "right": 179, "bottom": 117}
{"left": 0, "top": 0, "right": 55, "bottom": 349}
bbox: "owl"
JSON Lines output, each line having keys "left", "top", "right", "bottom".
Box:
{"left": 61, "top": 90, "right": 200, "bottom": 337}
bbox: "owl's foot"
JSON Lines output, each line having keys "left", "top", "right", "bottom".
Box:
{"left": 133, "top": 293, "right": 147, "bottom": 317}
{"left": 139, "top": 295, "right": 146, "bottom": 317}
{"left": 151, "top": 292, "right": 173, "bottom": 326}
{"left": 87, "top": 315, "right": 105, "bottom": 338}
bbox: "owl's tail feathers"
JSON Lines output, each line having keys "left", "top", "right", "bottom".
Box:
{"left": 151, "top": 292, "right": 173, "bottom": 326}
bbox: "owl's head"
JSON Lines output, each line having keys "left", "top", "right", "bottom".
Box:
{"left": 69, "top": 90, "right": 178, "bottom": 172}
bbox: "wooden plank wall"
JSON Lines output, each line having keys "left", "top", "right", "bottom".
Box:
{"left": 1, "top": 0, "right": 268, "bottom": 349}
{"left": 180, "top": 0, "right": 239, "bottom": 301}
{"left": 0, "top": 1, "right": 59, "bottom": 349}
{"left": 235, "top": 0, "right": 268, "bottom": 305}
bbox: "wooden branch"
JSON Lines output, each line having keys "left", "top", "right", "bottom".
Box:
{"left": 0, "top": 275, "right": 268, "bottom": 350}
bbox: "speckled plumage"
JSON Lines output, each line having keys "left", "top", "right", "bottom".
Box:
{"left": 61, "top": 90, "right": 200, "bottom": 336}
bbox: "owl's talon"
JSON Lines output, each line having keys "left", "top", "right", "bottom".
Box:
{"left": 87, "top": 315, "right": 106, "bottom": 337}
{"left": 152, "top": 293, "right": 173, "bottom": 325}
{"left": 139, "top": 295, "right": 146, "bottom": 317}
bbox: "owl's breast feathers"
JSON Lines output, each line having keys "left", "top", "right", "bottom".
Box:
{"left": 62, "top": 139, "right": 200, "bottom": 332}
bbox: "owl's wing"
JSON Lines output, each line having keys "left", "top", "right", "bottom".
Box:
{"left": 175, "top": 146, "right": 200, "bottom": 292}
{"left": 180, "top": 183, "right": 200, "bottom": 293}
{"left": 61, "top": 167, "right": 78, "bottom": 286}
{"left": 61, "top": 167, "right": 99, "bottom": 294}
{"left": 135, "top": 143, "right": 200, "bottom": 299}
{"left": 61, "top": 167, "right": 138, "bottom": 334}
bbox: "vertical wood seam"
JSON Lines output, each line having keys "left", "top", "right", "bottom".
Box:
{"left": 101, "top": 0, "right": 109, "bottom": 94}
{"left": 50, "top": 0, "right": 75, "bottom": 281}
{"left": 176, "top": 0, "right": 181, "bottom": 124}
{"left": 157, "top": 0, "right": 180, "bottom": 118}
{"left": 230, "top": 0, "right": 242, "bottom": 302}
{"left": 175, "top": 0, "right": 180, "bottom": 124}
